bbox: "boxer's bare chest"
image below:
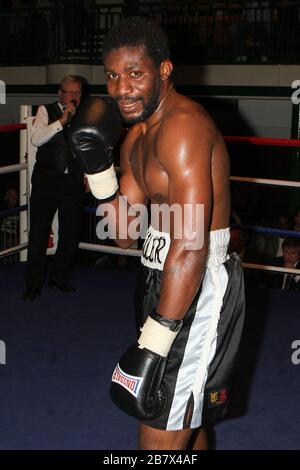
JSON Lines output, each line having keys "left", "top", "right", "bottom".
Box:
{"left": 129, "top": 126, "right": 168, "bottom": 203}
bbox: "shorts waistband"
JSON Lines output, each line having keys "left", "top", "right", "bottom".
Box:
{"left": 207, "top": 228, "right": 230, "bottom": 269}
{"left": 141, "top": 226, "right": 230, "bottom": 271}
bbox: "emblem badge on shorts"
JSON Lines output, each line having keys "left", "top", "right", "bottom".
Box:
{"left": 112, "top": 364, "right": 143, "bottom": 398}
{"left": 208, "top": 388, "right": 228, "bottom": 406}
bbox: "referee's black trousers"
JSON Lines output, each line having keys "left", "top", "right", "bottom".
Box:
{"left": 25, "top": 172, "right": 84, "bottom": 290}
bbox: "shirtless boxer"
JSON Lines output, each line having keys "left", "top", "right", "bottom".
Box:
{"left": 69, "top": 17, "right": 245, "bottom": 450}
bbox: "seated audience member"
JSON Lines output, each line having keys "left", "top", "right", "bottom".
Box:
{"left": 0, "top": 186, "right": 19, "bottom": 264}
{"left": 262, "top": 214, "right": 292, "bottom": 260}
{"left": 293, "top": 207, "right": 300, "bottom": 231}
{"left": 229, "top": 212, "right": 248, "bottom": 259}
{"left": 231, "top": 1, "right": 273, "bottom": 61}
{"left": 266, "top": 238, "right": 300, "bottom": 290}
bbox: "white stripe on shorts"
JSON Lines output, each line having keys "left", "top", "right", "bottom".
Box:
{"left": 166, "top": 262, "right": 228, "bottom": 430}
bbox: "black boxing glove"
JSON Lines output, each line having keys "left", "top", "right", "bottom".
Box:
{"left": 110, "top": 311, "right": 183, "bottom": 421}
{"left": 68, "top": 96, "right": 122, "bottom": 200}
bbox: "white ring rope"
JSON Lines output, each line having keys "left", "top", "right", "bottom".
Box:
{"left": 0, "top": 243, "right": 28, "bottom": 258}
{"left": 79, "top": 242, "right": 141, "bottom": 258}
{"left": 3, "top": 241, "right": 299, "bottom": 276}
{"left": 230, "top": 176, "right": 300, "bottom": 188}
{"left": 0, "top": 163, "right": 27, "bottom": 175}
{"left": 243, "top": 262, "right": 300, "bottom": 275}
{"left": 79, "top": 245, "right": 300, "bottom": 275}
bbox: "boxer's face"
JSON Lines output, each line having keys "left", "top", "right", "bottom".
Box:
{"left": 104, "top": 45, "right": 163, "bottom": 125}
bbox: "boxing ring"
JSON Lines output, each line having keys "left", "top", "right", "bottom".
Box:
{"left": 1, "top": 107, "right": 300, "bottom": 451}
{"left": 1, "top": 106, "right": 299, "bottom": 281}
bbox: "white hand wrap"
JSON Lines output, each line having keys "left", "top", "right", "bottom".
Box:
{"left": 138, "top": 316, "right": 179, "bottom": 357}
{"left": 86, "top": 164, "right": 118, "bottom": 200}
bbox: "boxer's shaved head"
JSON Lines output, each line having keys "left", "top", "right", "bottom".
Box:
{"left": 103, "top": 16, "right": 170, "bottom": 67}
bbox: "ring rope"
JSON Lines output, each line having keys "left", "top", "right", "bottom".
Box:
{"left": 0, "top": 163, "right": 27, "bottom": 175}
{"left": 83, "top": 207, "right": 300, "bottom": 240}
{"left": 79, "top": 242, "right": 141, "bottom": 258}
{"left": 230, "top": 176, "right": 300, "bottom": 187}
{"left": 231, "top": 224, "right": 300, "bottom": 239}
{"left": 78, "top": 244, "right": 300, "bottom": 275}
{"left": 224, "top": 135, "right": 300, "bottom": 147}
{"left": 0, "top": 124, "right": 26, "bottom": 133}
{"left": 243, "top": 262, "right": 300, "bottom": 275}
{"left": 0, "top": 243, "right": 28, "bottom": 259}
{"left": 1, "top": 122, "right": 300, "bottom": 147}
{"left": 2, "top": 205, "right": 298, "bottom": 239}
{"left": 0, "top": 204, "right": 28, "bottom": 218}
{"left": 1, "top": 121, "right": 300, "bottom": 276}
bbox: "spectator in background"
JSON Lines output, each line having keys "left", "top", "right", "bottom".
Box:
{"left": 228, "top": 211, "right": 248, "bottom": 259}
{"left": 231, "top": 1, "right": 273, "bottom": 62}
{"left": 0, "top": 186, "right": 19, "bottom": 264}
{"left": 23, "top": 75, "right": 85, "bottom": 302}
{"left": 266, "top": 238, "right": 300, "bottom": 290}
{"left": 3, "top": 186, "right": 18, "bottom": 209}
{"left": 293, "top": 206, "right": 300, "bottom": 231}
{"left": 262, "top": 214, "right": 292, "bottom": 260}
{"left": 21, "top": 0, "right": 50, "bottom": 60}
{"left": 63, "top": 0, "right": 88, "bottom": 50}
{"left": 230, "top": 185, "right": 259, "bottom": 261}
{"left": 277, "top": 0, "right": 300, "bottom": 60}
{"left": 0, "top": 1, "right": 13, "bottom": 59}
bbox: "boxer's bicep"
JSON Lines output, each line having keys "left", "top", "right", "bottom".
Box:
{"left": 155, "top": 116, "right": 215, "bottom": 319}
{"left": 161, "top": 115, "right": 214, "bottom": 243}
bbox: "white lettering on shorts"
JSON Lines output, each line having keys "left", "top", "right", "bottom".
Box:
{"left": 141, "top": 227, "right": 170, "bottom": 270}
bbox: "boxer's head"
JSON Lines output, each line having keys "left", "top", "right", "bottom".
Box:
{"left": 103, "top": 17, "right": 173, "bottom": 126}
{"left": 103, "top": 16, "right": 170, "bottom": 67}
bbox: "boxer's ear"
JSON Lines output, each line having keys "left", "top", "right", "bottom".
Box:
{"left": 160, "top": 60, "right": 173, "bottom": 80}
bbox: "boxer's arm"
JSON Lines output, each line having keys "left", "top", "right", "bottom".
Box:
{"left": 101, "top": 129, "right": 148, "bottom": 249}
{"left": 156, "top": 112, "right": 215, "bottom": 321}
{"left": 109, "top": 115, "right": 215, "bottom": 421}
{"left": 68, "top": 98, "right": 148, "bottom": 248}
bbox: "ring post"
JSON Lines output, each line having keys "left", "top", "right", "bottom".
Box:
{"left": 19, "top": 105, "right": 32, "bottom": 262}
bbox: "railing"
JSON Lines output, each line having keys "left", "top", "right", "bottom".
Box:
{"left": 0, "top": 1, "right": 300, "bottom": 65}
{"left": 0, "top": 207, "right": 20, "bottom": 265}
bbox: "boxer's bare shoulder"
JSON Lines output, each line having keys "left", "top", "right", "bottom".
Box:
{"left": 120, "top": 90, "right": 230, "bottom": 229}
{"left": 157, "top": 93, "right": 230, "bottom": 230}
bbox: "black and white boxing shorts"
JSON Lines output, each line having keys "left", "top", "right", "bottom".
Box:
{"left": 136, "top": 226, "right": 245, "bottom": 431}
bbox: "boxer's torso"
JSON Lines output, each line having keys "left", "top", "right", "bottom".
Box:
{"left": 124, "top": 89, "right": 231, "bottom": 232}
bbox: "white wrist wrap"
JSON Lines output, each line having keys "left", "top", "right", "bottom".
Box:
{"left": 138, "top": 317, "right": 179, "bottom": 357}
{"left": 86, "top": 164, "right": 118, "bottom": 200}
